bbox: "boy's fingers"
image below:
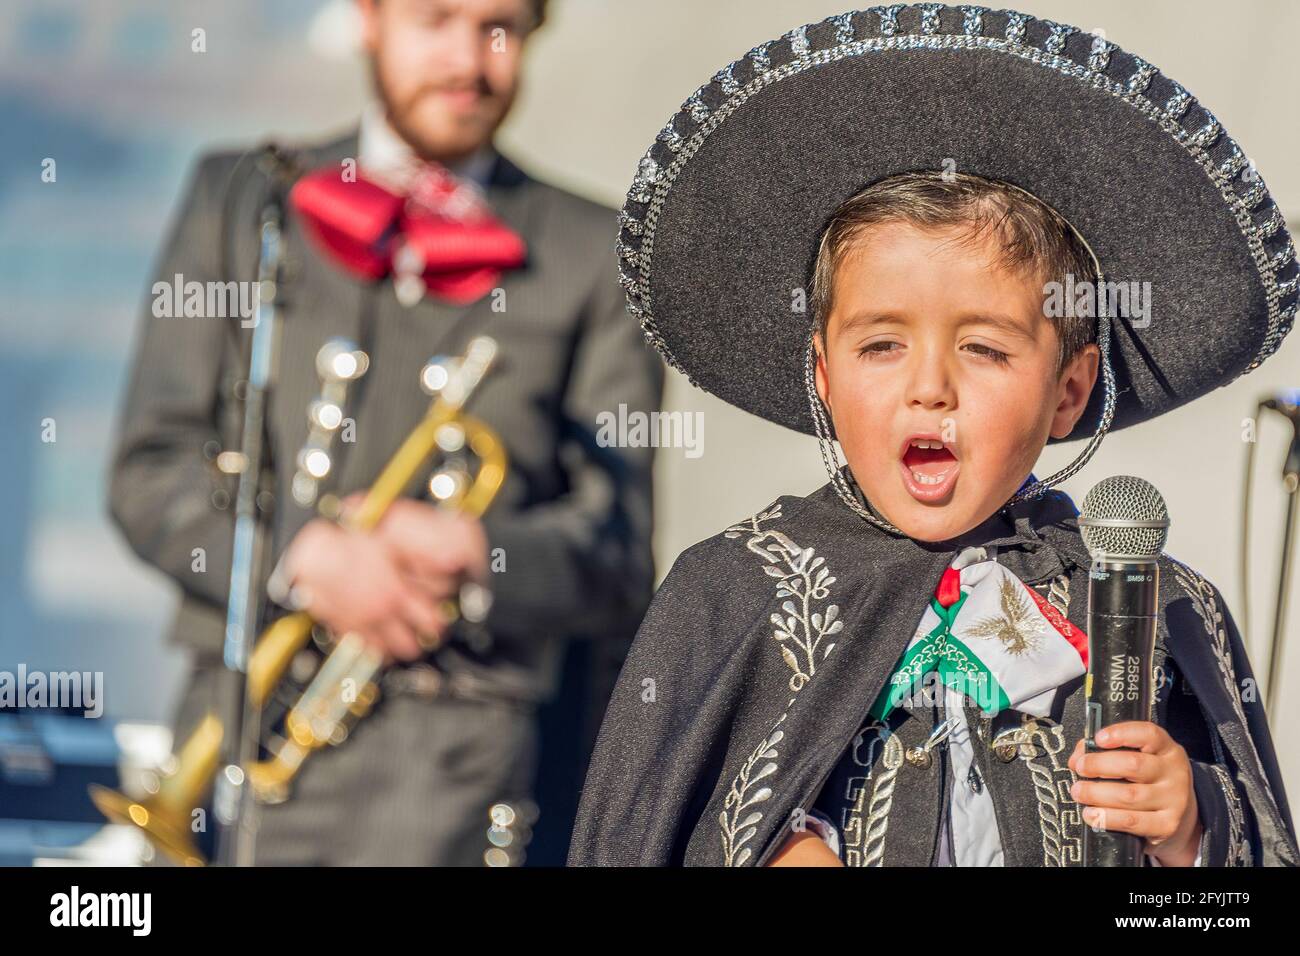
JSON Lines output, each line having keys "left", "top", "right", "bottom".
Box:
{"left": 1078, "top": 805, "right": 1171, "bottom": 839}
{"left": 1073, "top": 748, "right": 1159, "bottom": 782}
{"left": 1094, "top": 721, "right": 1168, "bottom": 753}
{"left": 1071, "top": 777, "right": 1164, "bottom": 811}
{"left": 1067, "top": 738, "right": 1084, "bottom": 772}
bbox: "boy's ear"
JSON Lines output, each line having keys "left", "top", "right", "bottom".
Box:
{"left": 1049, "top": 342, "right": 1100, "bottom": 439}
{"left": 813, "top": 331, "right": 832, "bottom": 412}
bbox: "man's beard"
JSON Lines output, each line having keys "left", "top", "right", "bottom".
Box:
{"left": 369, "top": 56, "right": 504, "bottom": 164}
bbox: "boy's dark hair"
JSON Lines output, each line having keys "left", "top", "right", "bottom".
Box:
{"left": 810, "top": 170, "right": 1097, "bottom": 374}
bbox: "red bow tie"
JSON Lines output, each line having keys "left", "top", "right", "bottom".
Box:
{"left": 289, "top": 161, "right": 527, "bottom": 306}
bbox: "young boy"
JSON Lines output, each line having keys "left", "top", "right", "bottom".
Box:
{"left": 569, "top": 5, "right": 1298, "bottom": 866}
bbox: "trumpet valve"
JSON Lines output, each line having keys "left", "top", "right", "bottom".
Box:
{"left": 292, "top": 339, "right": 367, "bottom": 508}
{"left": 428, "top": 466, "right": 469, "bottom": 503}
{"left": 309, "top": 398, "right": 345, "bottom": 431}
{"left": 420, "top": 357, "right": 457, "bottom": 397}
{"left": 214, "top": 450, "right": 248, "bottom": 475}
{"left": 315, "top": 338, "right": 369, "bottom": 383}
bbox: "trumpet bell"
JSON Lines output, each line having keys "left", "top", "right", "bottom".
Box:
{"left": 89, "top": 785, "right": 205, "bottom": 867}
{"left": 88, "top": 710, "right": 225, "bottom": 866}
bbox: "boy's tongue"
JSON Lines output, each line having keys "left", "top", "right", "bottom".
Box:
{"left": 903, "top": 444, "right": 957, "bottom": 477}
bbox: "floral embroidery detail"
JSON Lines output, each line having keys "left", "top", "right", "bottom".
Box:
{"left": 725, "top": 503, "right": 843, "bottom": 691}
{"left": 717, "top": 502, "right": 846, "bottom": 865}
{"left": 1172, "top": 562, "right": 1242, "bottom": 712}
{"left": 720, "top": 713, "right": 786, "bottom": 867}
{"left": 881, "top": 630, "right": 986, "bottom": 705}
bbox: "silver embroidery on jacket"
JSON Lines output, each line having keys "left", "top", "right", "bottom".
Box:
{"left": 725, "top": 504, "right": 843, "bottom": 691}
{"left": 1169, "top": 559, "right": 1279, "bottom": 817}
{"left": 720, "top": 712, "right": 788, "bottom": 867}
{"left": 1006, "top": 716, "right": 1083, "bottom": 866}
{"left": 1046, "top": 572, "right": 1070, "bottom": 618}
{"left": 850, "top": 729, "right": 904, "bottom": 867}
{"left": 717, "top": 503, "right": 845, "bottom": 865}
{"left": 1208, "top": 762, "right": 1252, "bottom": 866}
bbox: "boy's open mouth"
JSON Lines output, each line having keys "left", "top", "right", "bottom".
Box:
{"left": 899, "top": 434, "right": 959, "bottom": 503}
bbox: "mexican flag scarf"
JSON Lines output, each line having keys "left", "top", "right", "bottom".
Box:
{"left": 868, "top": 546, "right": 1089, "bottom": 723}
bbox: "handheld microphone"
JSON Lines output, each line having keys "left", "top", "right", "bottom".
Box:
{"left": 1077, "top": 475, "right": 1171, "bottom": 867}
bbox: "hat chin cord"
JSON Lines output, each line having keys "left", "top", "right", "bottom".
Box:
{"left": 805, "top": 297, "right": 1118, "bottom": 536}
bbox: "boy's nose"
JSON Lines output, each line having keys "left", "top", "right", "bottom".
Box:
{"left": 905, "top": 355, "right": 956, "bottom": 409}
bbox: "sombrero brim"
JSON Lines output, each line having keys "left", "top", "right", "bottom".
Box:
{"left": 616, "top": 4, "right": 1297, "bottom": 440}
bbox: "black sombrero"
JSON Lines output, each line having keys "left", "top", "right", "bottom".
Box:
{"left": 615, "top": 3, "right": 1296, "bottom": 504}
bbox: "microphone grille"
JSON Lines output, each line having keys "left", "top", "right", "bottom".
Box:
{"left": 1078, "top": 475, "right": 1170, "bottom": 559}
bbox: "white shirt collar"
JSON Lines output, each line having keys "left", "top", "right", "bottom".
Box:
{"left": 357, "top": 102, "right": 497, "bottom": 192}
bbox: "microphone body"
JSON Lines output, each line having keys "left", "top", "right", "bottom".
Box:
{"left": 1084, "top": 557, "right": 1159, "bottom": 867}
{"left": 1077, "top": 475, "right": 1171, "bottom": 868}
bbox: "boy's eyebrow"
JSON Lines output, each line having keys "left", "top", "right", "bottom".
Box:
{"left": 835, "top": 311, "right": 907, "bottom": 335}
{"left": 835, "top": 310, "right": 1037, "bottom": 340}
{"left": 955, "top": 312, "right": 1038, "bottom": 341}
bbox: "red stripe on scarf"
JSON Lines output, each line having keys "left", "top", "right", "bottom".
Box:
{"left": 1022, "top": 583, "right": 1089, "bottom": 669}
{"left": 936, "top": 566, "right": 962, "bottom": 608}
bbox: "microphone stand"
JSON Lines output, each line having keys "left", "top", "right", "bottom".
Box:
{"left": 213, "top": 146, "right": 295, "bottom": 867}
{"left": 1266, "top": 428, "right": 1299, "bottom": 719}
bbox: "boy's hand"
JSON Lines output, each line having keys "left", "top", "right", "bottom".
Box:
{"left": 1067, "top": 721, "right": 1203, "bottom": 867}
{"left": 766, "top": 827, "right": 844, "bottom": 867}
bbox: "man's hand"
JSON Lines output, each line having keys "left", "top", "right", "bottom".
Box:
{"left": 277, "top": 517, "right": 447, "bottom": 664}
{"left": 369, "top": 498, "right": 490, "bottom": 595}
{"left": 1067, "top": 721, "right": 1202, "bottom": 866}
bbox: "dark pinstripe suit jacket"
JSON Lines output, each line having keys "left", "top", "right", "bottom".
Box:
{"left": 109, "top": 130, "right": 665, "bottom": 704}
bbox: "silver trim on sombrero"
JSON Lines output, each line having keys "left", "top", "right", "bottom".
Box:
{"left": 618, "top": 4, "right": 1297, "bottom": 398}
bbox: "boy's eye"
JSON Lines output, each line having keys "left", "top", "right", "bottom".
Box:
{"left": 857, "top": 341, "right": 901, "bottom": 358}
{"left": 964, "top": 343, "right": 1010, "bottom": 365}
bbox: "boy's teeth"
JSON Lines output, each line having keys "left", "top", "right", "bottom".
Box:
{"left": 910, "top": 439, "right": 943, "bottom": 449}
{"left": 910, "top": 469, "right": 946, "bottom": 485}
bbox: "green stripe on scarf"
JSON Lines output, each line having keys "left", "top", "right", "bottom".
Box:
{"left": 867, "top": 592, "right": 1008, "bottom": 722}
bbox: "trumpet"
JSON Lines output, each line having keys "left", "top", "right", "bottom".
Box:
{"left": 91, "top": 336, "right": 507, "bottom": 865}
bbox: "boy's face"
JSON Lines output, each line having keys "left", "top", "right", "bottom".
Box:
{"left": 814, "top": 220, "right": 1099, "bottom": 543}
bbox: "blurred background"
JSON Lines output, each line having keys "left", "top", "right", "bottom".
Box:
{"left": 2, "top": 0, "right": 1298, "bottom": 856}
